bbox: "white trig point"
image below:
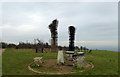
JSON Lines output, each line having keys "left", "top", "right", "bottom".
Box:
{"left": 33, "top": 57, "right": 43, "bottom": 66}
{"left": 57, "top": 50, "right": 64, "bottom": 65}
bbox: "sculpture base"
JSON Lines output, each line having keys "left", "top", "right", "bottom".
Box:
{"left": 50, "top": 45, "right": 58, "bottom": 52}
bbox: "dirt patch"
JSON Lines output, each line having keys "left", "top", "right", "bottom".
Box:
{"left": 28, "top": 59, "right": 94, "bottom": 74}
{"left": 42, "top": 59, "right": 73, "bottom": 73}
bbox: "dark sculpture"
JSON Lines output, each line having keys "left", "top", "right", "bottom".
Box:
{"left": 80, "top": 46, "right": 83, "bottom": 52}
{"left": 48, "top": 19, "right": 58, "bottom": 52}
{"left": 68, "top": 26, "right": 76, "bottom": 51}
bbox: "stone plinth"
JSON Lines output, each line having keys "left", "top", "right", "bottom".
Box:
{"left": 73, "top": 52, "right": 85, "bottom": 68}
{"left": 76, "top": 56, "right": 85, "bottom": 68}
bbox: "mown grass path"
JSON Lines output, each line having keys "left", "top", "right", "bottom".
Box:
{"left": 2, "top": 48, "right": 118, "bottom": 75}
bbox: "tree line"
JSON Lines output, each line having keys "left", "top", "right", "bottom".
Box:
{"left": 0, "top": 40, "right": 50, "bottom": 49}
{"left": 0, "top": 41, "right": 92, "bottom": 53}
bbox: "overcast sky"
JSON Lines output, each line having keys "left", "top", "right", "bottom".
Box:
{"left": 0, "top": 2, "right": 118, "bottom": 51}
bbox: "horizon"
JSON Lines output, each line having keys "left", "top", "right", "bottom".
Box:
{"left": 1, "top": 41, "right": 118, "bottom": 52}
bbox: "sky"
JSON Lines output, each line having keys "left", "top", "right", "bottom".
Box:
{"left": 0, "top": 2, "right": 118, "bottom": 51}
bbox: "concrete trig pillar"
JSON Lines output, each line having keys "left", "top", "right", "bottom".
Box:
{"left": 57, "top": 50, "right": 64, "bottom": 65}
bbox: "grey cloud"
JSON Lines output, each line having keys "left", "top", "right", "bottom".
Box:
{"left": 1, "top": 2, "right": 118, "bottom": 51}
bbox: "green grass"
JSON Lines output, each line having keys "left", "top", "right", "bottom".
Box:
{"left": 2, "top": 48, "right": 57, "bottom": 75}
{"left": 2, "top": 48, "right": 118, "bottom": 75}
{"left": 73, "top": 50, "right": 118, "bottom": 75}
{"left": 0, "top": 54, "right": 2, "bottom": 76}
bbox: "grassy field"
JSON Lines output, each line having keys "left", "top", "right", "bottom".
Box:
{"left": 2, "top": 48, "right": 118, "bottom": 75}
{"left": 0, "top": 50, "right": 2, "bottom": 76}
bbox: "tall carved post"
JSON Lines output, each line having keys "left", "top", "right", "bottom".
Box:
{"left": 65, "top": 26, "right": 76, "bottom": 61}
{"left": 48, "top": 19, "right": 58, "bottom": 52}
{"left": 68, "top": 26, "right": 76, "bottom": 51}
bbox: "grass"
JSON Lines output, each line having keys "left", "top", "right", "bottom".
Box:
{"left": 2, "top": 48, "right": 57, "bottom": 75}
{"left": 73, "top": 50, "right": 118, "bottom": 75}
{"left": 0, "top": 53, "right": 2, "bottom": 76}
{"left": 2, "top": 48, "right": 118, "bottom": 75}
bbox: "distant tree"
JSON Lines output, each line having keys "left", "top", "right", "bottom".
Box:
{"left": 83, "top": 47, "right": 86, "bottom": 52}
{"left": 1, "top": 40, "right": 50, "bottom": 50}
{"left": 18, "top": 42, "right": 25, "bottom": 49}
{"left": 88, "top": 50, "right": 92, "bottom": 53}
{"left": 75, "top": 46, "right": 79, "bottom": 50}
{"left": 7, "top": 43, "right": 16, "bottom": 48}
{"left": 44, "top": 43, "right": 50, "bottom": 48}
{"left": 1, "top": 42, "right": 8, "bottom": 48}
{"left": 36, "top": 39, "right": 44, "bottom": 53}
{"left": 58, "top": 46, "right": 62, "bottom": 50}
{"left": 68, "top": 26, "right": 76, "bottom": 51}
{"left": 16, "top": 45, "right": 18, "bottom": 49}
{"left": 80, "top": 46, "right": 83, "bottom": 52}
{"left": 87, "top": 48, "right": 89, "bottom": 52}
